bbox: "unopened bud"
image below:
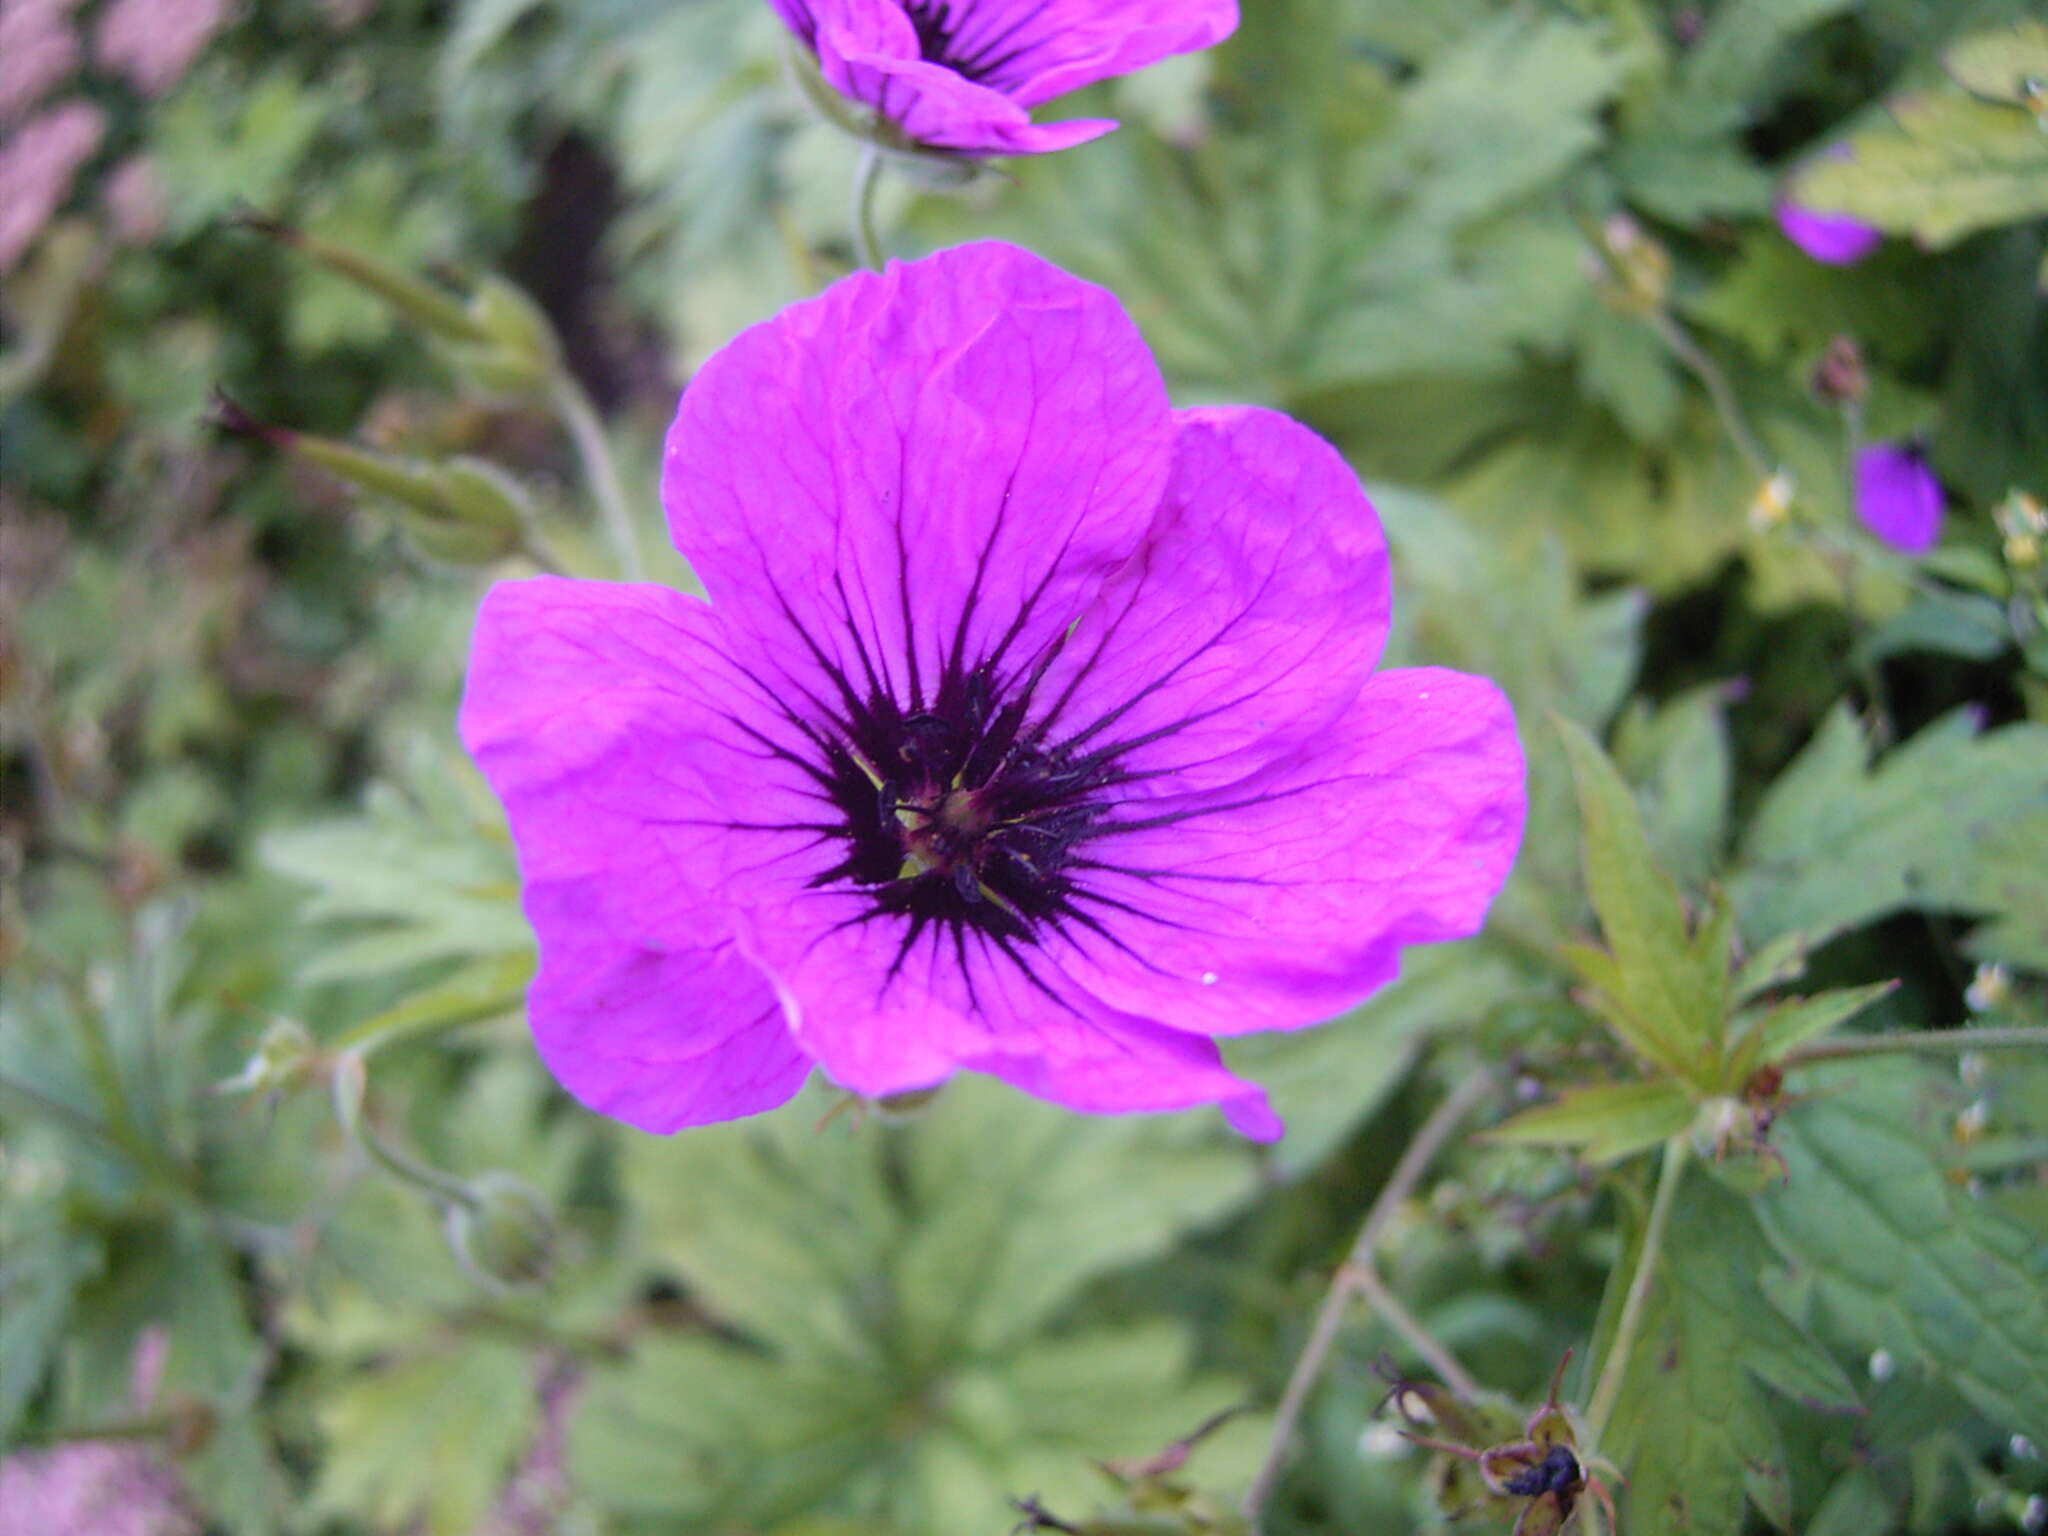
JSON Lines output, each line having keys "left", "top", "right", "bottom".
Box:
{"left": 1811, "top": 335, "right": 1867, "bottom": 405}
{"left": 1748, "top": 470, "right": 1796, "bottom": 533}
{"left": 451, "top": 277, "right": 561, "bottom": 395}
{"left": 237, "top": 214, "right": 490, "bottom": 347}
{"left": 242, "top": 216, "right": 562, "bottom": 396}
{"left": 445, "top": 1172, "right": 556, "bottom": 1291}
{"left": 213, "top": 395, "right": 528, "bottom": 565}
{"left": 400, "top": 458, "right": 530, "bottom": 565}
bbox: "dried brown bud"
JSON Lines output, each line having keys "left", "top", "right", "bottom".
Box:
{"left": 1812, "top": 335, "right": 1868, "bottom": 405}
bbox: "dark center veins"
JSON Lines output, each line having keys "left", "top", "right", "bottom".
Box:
{"left": 808, "top": 657, "right": 1116, "bottom": 951}
{"left": 899, "top": 0, "right": 1028, "bottom": 84}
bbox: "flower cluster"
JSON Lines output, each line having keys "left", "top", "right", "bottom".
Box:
{"left": 463, "top": 242, "right": 1526, "bottom": 1137}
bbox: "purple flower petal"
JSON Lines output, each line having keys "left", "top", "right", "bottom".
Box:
{"left": 460, "top": 578, "right": 816, "bottom": 1130}
{"left": 468, "top": 242, "right": 1526, "bottom": 1137}
{"left": 1026, "top": 406, "right": 1392, "bottom": 797}
{"left": 663, "top": 242, "right": 1173, "bottom": 728}
{"left": 1854, "top": 441, "right": 1944, "bottom": 555}
{"left": 1776, "top": 201, "right": 1882, "bottom": 266}
{"left": 1053, "top": 667, "right": 1525, "bottom": 1038}
{"left": 770, "top": 0, "right": 1236, "bottom": 157}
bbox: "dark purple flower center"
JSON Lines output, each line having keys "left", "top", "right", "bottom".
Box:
{"left": 1503, "top": 1445, "right": 1581, "bottom": 1500}
{"left": 900, "top": 0, "right": 1032, "bottom": 84}
{"left": 808, "top": 656, "right": 1116, "bottom": 951}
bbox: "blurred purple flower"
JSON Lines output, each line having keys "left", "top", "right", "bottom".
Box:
{"left": 1777, "top": 144, "right": 1882, "bottom": 266}
{"left": 1854, "top": 441, "right": 1944, "bottom": 555}
{"left": 461, "top": 242, "right": 1525, "bottom": 1139}
{"left": 1777, "top": 202, "right": 1881, "bottom": 266}
{"left": 0, "top": 1446, "right": 199, "bottom": 1536}
{"left": 94, "top": 0, "right": 232, "bottom": 97}
{"left": 0, "top": 98, "right": 104, "bottom": 273}
{"left": 0, "top": 0, "right": 82, "bottom": 126}
{"left": 767, "top": 0, "right": 1238, "bottom": 156}
{"left": 103, "top": 153, "right": 168, "bottom": 243}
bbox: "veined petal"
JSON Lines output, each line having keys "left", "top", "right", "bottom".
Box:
{"left": 1029, "top": 405, "right": 1391, "bottom": 796}
{"left": 1052, "top": 668, "right": 1526, "bottom": 1036}
{"left": 734, "top": 897, "right": 1277, "bottom": 1135}
{"left": 662, "top": 242, "right": 1171, "bottom": 722}
{"left": 527, "top": 935, "right": 810, "bottom": 1132}
{"left": 822, "top": 40, "right": 1117, "bottom": 154}
{"left": 460, "top": 577, "right": 842, "bottom": 1128}
{"left": 912, "top": 0, "right": 1240, "bottom": 108}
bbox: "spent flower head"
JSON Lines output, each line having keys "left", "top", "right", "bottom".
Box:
{"left": 461, "top": 242, "right": 1525, "bottom": 1138}
{"left": 770, "top": 0, "right": 1238, "bottom": 159}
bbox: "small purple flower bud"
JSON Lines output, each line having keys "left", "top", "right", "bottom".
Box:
{"left": 1811, "top": 335, "right": 1867, "bottom": 405}
{"left": 1854, "top": 441, "right": 1945, "bottom": 555}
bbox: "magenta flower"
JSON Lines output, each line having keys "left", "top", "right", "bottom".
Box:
{"left": 461, "top": 243, "right": 1524, "bottom": 1139}
{"left": 1777, "top": 145, "right": 1882, "bottom": 266}
{"left": 1777, "top": 201, "right": 1881, "bottom": 266}
{"left": 1854, "top": 441, "right": 1944, "bottom": 555}
{"left": 767, "top": 0, "right": 1238, "bottom": 157}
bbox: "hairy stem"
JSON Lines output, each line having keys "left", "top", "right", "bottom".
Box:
{"left": 851, "top": 143, "right": 883, "bottom": 270}
{"left": 1649, "top": 309, "right": 1769, "bottom": 479}
{"left": 1785, "top": 1024, "right": 2048, "bottom": 1066}
{"left": 1242, "top": 1070, "right": 1495, "bottom": 1530}
{"left": 549, "top": 374, "right": 642, "bottom": 581}
{"left": 1586, "top": 1134, "right": 1688, "bottom": 1444}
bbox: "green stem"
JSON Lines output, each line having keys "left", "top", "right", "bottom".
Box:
{"left": 851, "top": 143, "right": 884, "bottom": 270}
{"left": 1242, "top": 1070, "right": 1496, "bottom": 1532}
{"left": 548, "top": 374, "right": 642, "bottom": 582}
{"left": 1648, "top": 310, "right": 1769, "bottom": 479}
{"left": 1586, "top": 1135, "right": 1687, "bottom": 1444}
{"left": 330, "top": 1055, "right": 477, "bottom": 1211}
{"left": 1784, "top": 1024, "right": 2048, "bottom": 1066}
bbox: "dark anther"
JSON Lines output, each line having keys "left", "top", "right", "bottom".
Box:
{"left": 1504, "top": 1445, "right": 1581, "bottom": 1499}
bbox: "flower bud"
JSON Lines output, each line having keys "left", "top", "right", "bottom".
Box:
{"left": 237, "top": 214, "right": 491, "bottom": 347}
{"left": 241, "top": 216, "right": 564, "bottom": 396}
{"left": 445, "top": 1172, "right": 557, "bottom": 1292}
{"left": 1811, "top": 335, "right": 1867, "bottom": 405}
{"left": 452, "top": 277, "right": 561, "bottom": 396}
{"left": 212, "top": 395, "right": 529, "bottom": 566}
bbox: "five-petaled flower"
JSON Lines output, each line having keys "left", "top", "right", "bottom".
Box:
{"left": 767, "top": 0, "right": 1238, "bottom": 157}
{"left": 461, "top": 242, "right": 1525, "bottom": 1139}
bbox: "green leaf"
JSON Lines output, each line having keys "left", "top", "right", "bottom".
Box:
{"left": 1557, "top": 718, "right": 1726, "bottom": 1080}
{"left": 1944, "top": 19, "right": 2048, "bottom": 106}
{"left": 1740, "top": 981, "right": 1899, "bottom": 1064}
{"left": 1606, "top": 1178, "right": 1861, "bottom": 1535}
{"left": 1794, "top": 91, "right": 2048, "bottom": 249}
{"left": 1490, "top": 1078, "right": 1695, "bottom": 1163}
{"left": 600, "top": 1080, "right": 1265, "bottom": 1532}
{"left": 1611, "top": 682, "right": 1737, "bottom": 891}
{"left": 310, "top": 1341, "right": 537, "bottom": 1536}
{"left": 1729, "top": 707, "right": 2048, "bottom": 950}
{"left": 0, "top": 1180, "right": 99, "bottom": 1444}
{"left": 262, "top": 776, "right": 529, "bottom": 984}
{"left": 1758, "top": 1064, "right": 2048, "bottom": 1443}
{"left": 1224, "top": 940, "right": 1539, "bottom": 1179}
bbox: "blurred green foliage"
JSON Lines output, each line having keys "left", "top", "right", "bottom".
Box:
{"left": 4, "top": 1, "right": 2047, "bottom": 1534}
